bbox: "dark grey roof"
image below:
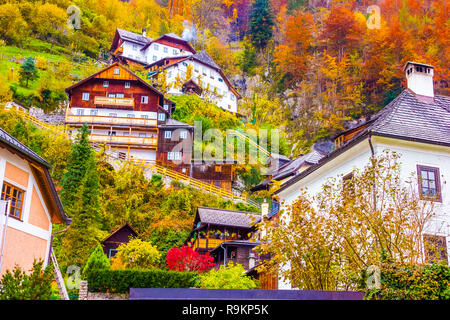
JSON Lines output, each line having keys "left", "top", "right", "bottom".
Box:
{"left": 164, "top": 32, "right": 184, "bottom": 40}
{"left": 192, "top": 50, "right": 220, "bottom": 70}
{"left": 0, "top": 128, "right": 50, "bottom": 167}
{"left": 271, "top": 149, "right": 324, "bottom": 180}
{"left": 197, "top": 206, "right": 261, "bottom": 228}
{"left": 117, "top": 28, "right": 152, "bottom": 44}
{"left": 365, "top": 90, "right": 450, "bottom": 145}
{"left": 275, "top": 90, "right": 450, "bottom": 195}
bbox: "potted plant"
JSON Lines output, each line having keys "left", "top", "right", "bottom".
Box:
{"left": 215, "top": 230, "right": 222, "bottom": 239}
{"left": 231, "top": 232, "right": 237, "bottom": 239}
{"left": 207, "top": 230, "right": 214, "bottom": 238}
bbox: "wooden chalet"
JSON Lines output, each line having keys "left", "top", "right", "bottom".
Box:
{"left": 181, "top": 79, "right": 203, "bottom": 96}
{"left": 185, "top": 206, "right": 263, "bottom": 271}
{"left": 191, "top": 159, "right": 236, "bottom": 192}
{"left": 64, "top": 62, "right": 193, "bottom": 172}
{"left": 101, "top": 222, "right": 138, "bottom": 258}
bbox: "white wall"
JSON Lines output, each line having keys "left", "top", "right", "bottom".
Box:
{"left": 69, "top": 107, "right": 157, "bottom": 119}
{"left": 165, "top": 62, "right": 238, "bottom": 113}
{"left": 145, "top": 43, "right": 193, "bottom": 64}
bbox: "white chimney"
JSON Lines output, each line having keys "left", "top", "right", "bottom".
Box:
{"left": 142, "top": 28, "right": 147, "bottom": 37}
{"left": 404, "top": 61, "right": 434, "bottom": 98}
{"left": 261, "top": 199, "right": 269, "bottom": 218}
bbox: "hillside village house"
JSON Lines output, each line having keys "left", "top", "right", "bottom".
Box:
{"left": 146, "top": 51, "right": 242, "bottom": 113}
{"left": 270, "top": 62, "right": 450, "bottom": 289}
{"left": 110, "top": 28, "right": 196, "bottom": 67}
{"left": 0, "top": 128, "right": 68, "bottom": 276}
{"left": 64, "top": 62, "right": 194, "bottom": 174}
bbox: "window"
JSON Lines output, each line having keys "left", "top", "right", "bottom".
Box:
{"left": 173, "top": 49, "right": 178, "bottom": 55}
{"left": 153, "top": 55, "right": 157, "bottom": 61}
{"left": 202, "top": 67, "right": 207, "bottom": 76}
{"left": 114, "top": 68, "right": 120, "bottom": 75}
{"left": 423, "top": 234, "right": 448, "bottom": 264}
{"left": 1, "top": 182, "right": 25, "bottom": 220}
{"left": 108, "top": 131, "right": 116, "bottom": 136}
{"left": 139, "top": 132, "right": 146, "bottom": 137}
{"left": 90, "top": 109, "right": 98, "bottom": 116}
{"left": 108, "top": 249, "right": 119, "bottom": 258}
{"left": 215, "top": 165, "right": 222, "bottom": 173}
{"left": 167, "top": 152, "right": 182, "bottom": 161}
{"left": 154, "top": 44, "right": 159, "bottom": 51}
{"left": 116, "top": 93, "right": 124, "bottom": 98}
{"left": 182, "top": 168, "right": 187, "bottom": 174}
{"left": 127, "top": 114, "right": 135, "bottom": 118}
{"left": 158, "top": 113, "right": 165, "bottom": 121}
{"left": 123, "top": 132, "right": 129, "bottom": 136}
{"left": 141, "top": 115, "right": 149, "bottom": 119}
{"left": 82, "top": 92, "right": 90, "bottom": 101}
{"left": 163, "top": 104, "right": 169, "bottom": 111}
{"left": 182, "top": 62, "right": 188, "bottom": 67}
{"left": 164, "top": 47, "right": 168, "bottom": 53}
{"left": 109, "top": 113, "right": 117, "bottom": 117}
{"left": 417, "top": 165, "right": 442, "bottom": 202}
{"left": 164, "top": 131, "right": 172, "bottom": 139}
{"left": 108, "top": 94, "right": 116, "bottom": 98}
{"left": 76, "top": 109, "right": 84, "bottom": 115}
{"left": 141, "top": 96, "right": 148, "bottom": 104}
{"left": 132, "top": 44, "right": 137, "bottom": 51}
{"left": 103, "top": 81, "right": 109, "bottom": 87}
{"left": 218, "top": 78, "right": 223, "bottom": 82}
{"left": 179, "top": 130, "right": 188, "bottom": 139}
{"left": 230, "top": 93, "right": 235, "bottom": 101}
{"left": 124, "top": 82, "right": 131, "bottom": 89}
{"left": 168, "top": 71, "right": 172, "bottom": 78}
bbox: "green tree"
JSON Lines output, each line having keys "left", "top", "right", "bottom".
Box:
{"left": 111, "top": 238, "right": 162, "bottom": 270}
{"left": 0, "top": 260, "right": 53, "bottom": 300}
{"left": 60, "top": 124, "right": 93, "bottom": 209}
{"left": 248, "top": 0, "right": 274, "bottom": 50}
{"left": 19, "top": 57, "right": 39, "bottom": 88}
{"left": 82, "top": 244, "right": 111, "bottom": 279}
{"left": 197, "top": 263, "right": 259, "bottom": 289}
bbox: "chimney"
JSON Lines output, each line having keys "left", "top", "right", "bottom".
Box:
{"left": 404, "top": 61, "right": 434, "bottom": 98}
{"left": 261, "top": 199, "right": 269, "bottom": 219}
{"left": 142, "top": 28, "right": 147, "bottom": 37}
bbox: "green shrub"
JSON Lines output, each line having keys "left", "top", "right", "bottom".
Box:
{"left": 82, "top": 244, "right": 110, "bottom": 279}
{"left": 364, "top": 263, "right": 450, "bottom": 300}
{"left": 87, "top": 269, "right": 199, "bottom": 293}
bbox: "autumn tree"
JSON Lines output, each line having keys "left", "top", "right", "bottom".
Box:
{"left": 258, "top": 151, "right": 437, "bottom": 290}
{"left": 197, "top": 262, "right": 258, "bottom": 289}
{"left": 0, "top": 3, "right": 29, "bottom": 47}
{"left": 111, "top": 238, "right": 162, "bottom": 270}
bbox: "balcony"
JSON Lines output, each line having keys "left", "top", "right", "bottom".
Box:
{"left": 88, "top": 134, "right": 157, "bottom": 147}
{"left": 94, "top": 96, "right": 134, "bottom": 108}
{"left": 65, "top": 113, "right": 158, "bottom": 127}
{"left": 192, "top": 238, "right": 224, "bottom": 251}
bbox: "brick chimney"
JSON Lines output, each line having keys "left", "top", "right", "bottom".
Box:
{"left": 404, "top": 61, "right": 434, "bottom": 98}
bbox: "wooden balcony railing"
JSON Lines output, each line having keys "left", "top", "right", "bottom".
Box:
{"left": 94, "top": 96, "right": 134, "bottom": 108}
{"left": 65, "top": 114, "right": 158, "bottom": 127}
{"left": 192, "top": 238, "right": 224, "bottom": 251}
{"left": 88, "top": 134, "right": 157, "bottom": 147}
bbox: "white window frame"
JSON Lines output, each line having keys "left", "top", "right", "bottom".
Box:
{"left": 103, "top": 81, "right": 109, "bottom": 87}
{"left": 164, "top": 131, "right": 172, "bottom": 139}
{"left": 141, "top": 96, "right": 149, "bottom": 104}
{"left": 114, "top": 68, "right": 120, "bottom": 75}
{"left": 125, "top": 82, "right": 131, "bottom": 89}
{"left": 158, "top": 113, "right": 166, "bottom": 121}
{"left": 82, "top": 92, "right": 90, "bottom": 101}
{"left": 77, "top": 109, "right": 84, "bottom": 115}
{"left": 180, "top": 130, "right": 188, "bottom": 139}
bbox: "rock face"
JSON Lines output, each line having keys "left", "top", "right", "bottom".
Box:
{"left": 29, "top": 102, "right": 67, "bottom": 126}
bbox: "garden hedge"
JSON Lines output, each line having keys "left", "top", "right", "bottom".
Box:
{"left": 365, "top": 263, "right": 450, "bottom": 300}
{"left": 87, "top": 269, "right": 199, "bottom": 293}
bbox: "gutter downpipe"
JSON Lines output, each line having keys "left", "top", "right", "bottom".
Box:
{"left": 0, "top": 200, "right": 11, "bottom": 273}
{"left": 220, "top": 242, "right": 227, "bottom": 266}
{"left": 368, "top": 133, "right": 379, "bottom": 250}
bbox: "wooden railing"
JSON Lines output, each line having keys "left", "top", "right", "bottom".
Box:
{"left": 89, "top": 134, "right": 157, "bottom": 147}
{"left": 65, "top": 113, "right": 158, "bottom": 127}
{"left": 94, "top": 96, "right": 134, "bottom": 107}
{"left": 228, "top": 129, "right": 270, "bottom": 158}
{"left": 192, "top": 238, "right": 224, "bottom": 250}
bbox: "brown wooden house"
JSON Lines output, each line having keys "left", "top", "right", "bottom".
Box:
{"left": 101, "top": 222, "right": 139, "bottom": 258}
{"left": 191, "top": 159, "right": 236, "bottom": 192}
{"left": 185, "top": 206, "right": 263, "bottom": 271}
{"left": 64, "top": 62, "right": 193, "bottom": 173}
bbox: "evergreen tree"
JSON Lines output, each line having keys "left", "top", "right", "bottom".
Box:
{"left": 248, "top": 0, "right": 274, "bottom": 50}
{"left": 60, "top": 123, "right": 93, "bottom": 209}
{"left": 19, "top": 57, "right": 39, "bottom": 88}
{"left": 82, "top": 244, "right": 110, "bottom": 279}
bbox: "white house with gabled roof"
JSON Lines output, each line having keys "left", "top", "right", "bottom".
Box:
{"left": 270, "top": 62, "right": 450, "bottom": 289}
